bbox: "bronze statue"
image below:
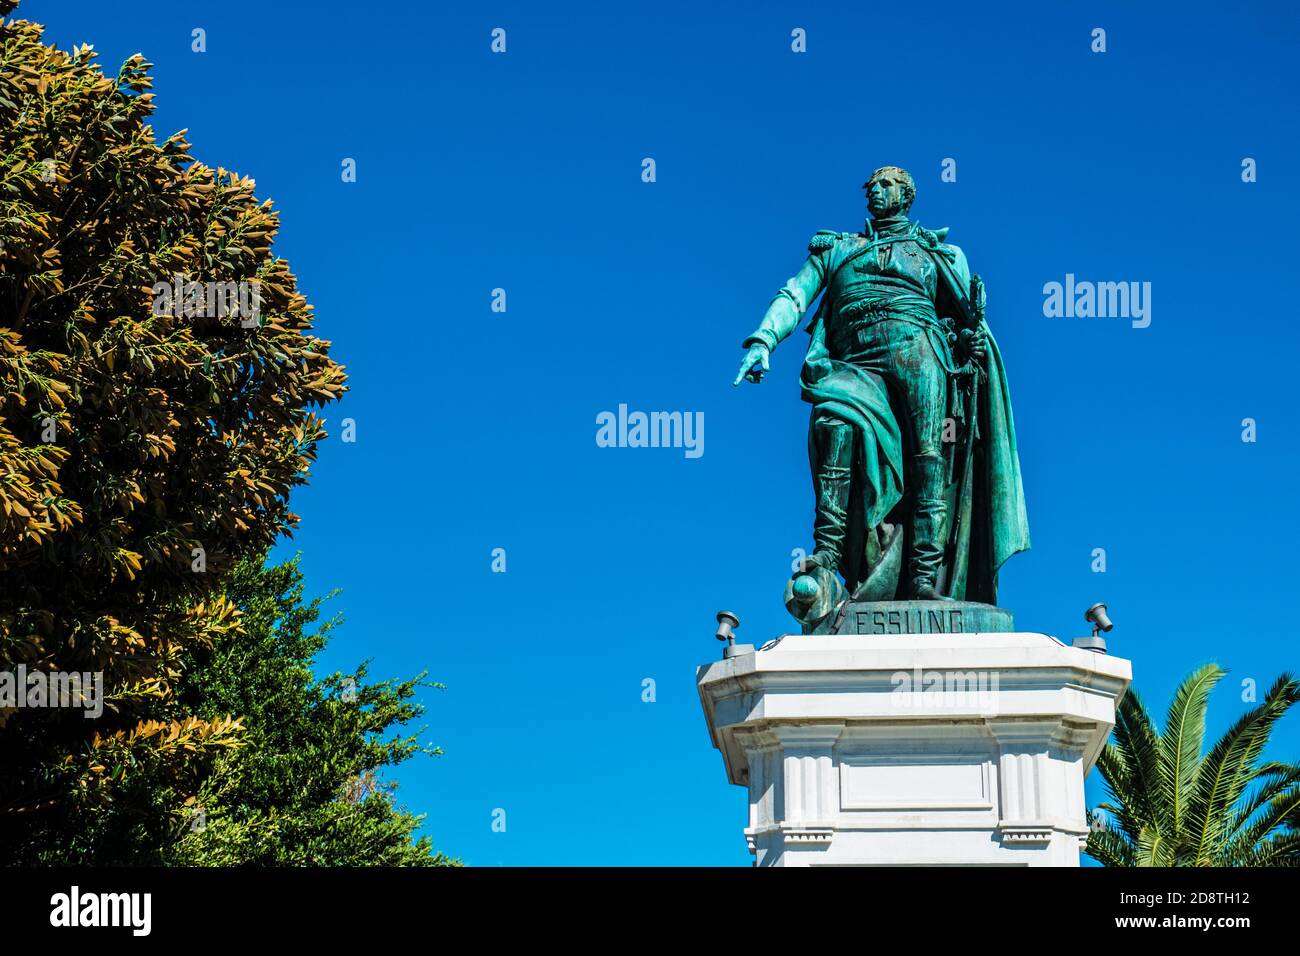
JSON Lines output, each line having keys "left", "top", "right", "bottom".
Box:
{"left": 734, "top": 166, "right": 1030, "bottom": 631}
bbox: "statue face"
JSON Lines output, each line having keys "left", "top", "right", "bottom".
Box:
{"left": 866, "top": 169, "right": 911, "bottom": 219}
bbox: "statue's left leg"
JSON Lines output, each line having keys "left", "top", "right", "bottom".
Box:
{"left": 909, "top": 452, "right": 948, "bottom": 600}
{"left": 901, "top": 334, "right": 951, "bottom": 600}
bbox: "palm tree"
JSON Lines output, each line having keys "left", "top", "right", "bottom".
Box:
{"left": 1087, "top": 664, "right": 1300, "bottom": 866}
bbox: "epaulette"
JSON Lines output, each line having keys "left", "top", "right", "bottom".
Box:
{"left": 916, "top": 226, "right": 951, "bottom": 249}
{"left": 808, "top": 230, "right": 854, "bottom": 253}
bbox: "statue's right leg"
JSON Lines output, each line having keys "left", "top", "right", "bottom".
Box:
{"left": 808, "top": 413, "right": 854, "bottom": 574}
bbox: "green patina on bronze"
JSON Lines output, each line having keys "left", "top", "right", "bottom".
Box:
{"left": 734, "top": 166, "right": 1030, "bottom": 630}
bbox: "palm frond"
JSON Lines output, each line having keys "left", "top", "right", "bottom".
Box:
{"left": 1089, "top": 668, "right": 1300, "bottom": 867}
{"left": 1085, "top": 824, "right": 1135, "bottom": 867}
{"left": 1111, "top": 685, "right": 1167, "bottom": 834}
{"left": 1188, "top": 673, "right": 1299, "bottom": 862}
{"left": 1158, "top": 663, "right": 1223, "bottom": 832}
{"left": 1135, "top": 824, "right": 1179, "bottom": 866}
{"left": 1227, "top": 785, "right": 1300, "bottom": 860}
{"left": 1226, "top": 762, "right": 1300, "bottom": 839}
{"left": 1234, "top": 831, "right": 1300, "bottom": 867}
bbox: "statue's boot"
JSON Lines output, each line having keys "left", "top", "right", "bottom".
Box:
{"left": 806, "top": 416, "right": 854, "bottom": 576}
{"left": 909, "top": 452, "right": 951, "bottom": 601}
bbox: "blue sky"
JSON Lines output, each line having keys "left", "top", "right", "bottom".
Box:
{"left": 24, "top": 0, "right": 1299, "bottom": 865}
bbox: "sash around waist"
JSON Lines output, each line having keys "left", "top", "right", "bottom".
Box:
{"left": 836, "top": 292, "right": 939, "bottom": 326}
{"left": 826, "top": 293, "right": 972, "bottom": 377}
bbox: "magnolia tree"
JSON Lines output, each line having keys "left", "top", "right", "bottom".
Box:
{"left": 0, "top": 0, "right": 346, "bottom": 836}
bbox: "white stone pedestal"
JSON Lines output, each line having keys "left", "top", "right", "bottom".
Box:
{"left": 696, "top": 632, "right": 1131, "bottom": 866}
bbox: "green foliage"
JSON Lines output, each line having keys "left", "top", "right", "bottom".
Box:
{"left": 1088, "top": 664, "right": 1300, "bottom": 866}
{"left": 0, "top": 3, "right": 346, "bottom": 832}
{"left": 8, "top": 554, "right": 457, "bottom": 865}
{"left": 167, "top": 555, "right": 456, "bottom": 866}
{"left": 0, "top": 3, "right": 446, "bottom": 864}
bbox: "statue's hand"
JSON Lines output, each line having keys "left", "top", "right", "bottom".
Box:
{"left": 733, "top": 343, "right": 770, "bottom": 386}
{"left": 959, "top": 327, "right": 988, "bottom": 363}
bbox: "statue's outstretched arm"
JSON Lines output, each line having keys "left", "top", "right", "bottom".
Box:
{"left": 734, "top": 252, "right": 827, "bottom": 386}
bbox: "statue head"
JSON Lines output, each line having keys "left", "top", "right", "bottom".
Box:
{"left": 863, "top": 166, "right": 915, "bottom": 220}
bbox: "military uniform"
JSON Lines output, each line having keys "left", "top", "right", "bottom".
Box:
{"left": 743, "top": 215, "right": 980, "bottom": 597}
